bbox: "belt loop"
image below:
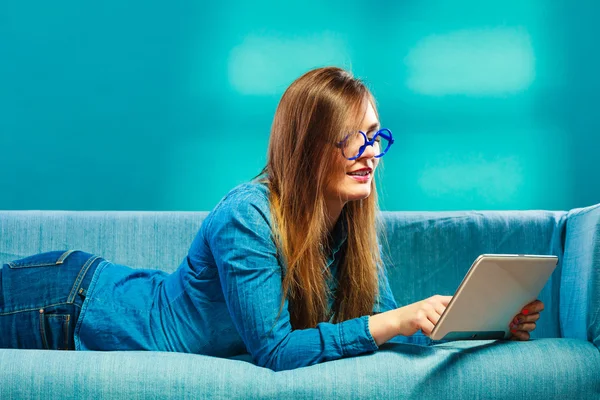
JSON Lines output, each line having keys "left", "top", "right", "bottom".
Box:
{"left": 67, "top": 255, "right": 100, "bottom": 303}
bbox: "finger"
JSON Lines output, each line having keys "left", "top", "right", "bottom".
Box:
{"left": 421, "top": 317, "right": 435, "bottom": 336}
{"left": 510, "top": 314, "right": 537, "bottom": 329}
{"left": 440, "top": 296, "right": 452, "bottom": 307}
{"left": 426, "top": 304, "right": 443, "bottom": 326}
{"left": 426, "top": 298, "right": 448, "bottom": 321}
{"left": 433, "top": 301, "right": 447, "bottom": 317}
{"left": 507, "top": 330, "right": 522, "bottom": 341}
{"left": 512, "top": 313, "right": 540, "bottom": 326}
{"left": 522, "top": 300, "right": 545, "bottom": 314}
{"left": 512, "top": 330, "right": 530, "bottom": 341}
{"left": 511, "top": 322, "right": 537, "bottom": 333}
{"left": 509, "top": 329, "right": 523, "bottom": 340}
{"left": 513, "top": 306, "right": 543, "bottom": 322}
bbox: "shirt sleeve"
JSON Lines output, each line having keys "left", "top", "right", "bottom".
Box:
{"left": 374, "top": 245, "right": 432, "bottom": 346}
{"left": 203, "top": 187, "right": 378, "bottom": 371}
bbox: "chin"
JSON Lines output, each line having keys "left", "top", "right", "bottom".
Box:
{"left": 345, "top": 188, "right": 372, "bottom": 201}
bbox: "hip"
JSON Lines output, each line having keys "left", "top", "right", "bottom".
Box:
{"left": 0, "top": 250, "right": 105, "bottom": 349}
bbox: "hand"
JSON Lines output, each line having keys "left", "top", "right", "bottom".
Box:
{"left": 395, "top": 295, "right": 453, "bottom": 337}
{"left": 508, "top": 299, "right": 544, "bottom": 341}
{"left": 368, "top": 294, "right": 453, "bottom": 345}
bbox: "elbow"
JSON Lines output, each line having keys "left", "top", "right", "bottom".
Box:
{"left": 254, "top": 336, "right": 305, "bottom": 372}
{"left": 251, "top": 329, "right": 331, "bottom": 371}
{"left": 255, "top": 346, "right": 294, "bottom": 372}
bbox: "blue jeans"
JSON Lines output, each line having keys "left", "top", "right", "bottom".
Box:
{"left": 0, "top": 250, "right": 104, "bottom": 350}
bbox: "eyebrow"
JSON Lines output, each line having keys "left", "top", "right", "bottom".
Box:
{"left": 363, "top": 122, "right": 380, "bottom": 133}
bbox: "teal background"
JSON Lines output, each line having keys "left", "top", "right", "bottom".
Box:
{"left": 1, "top": 1, "right": 598, "bottom": 211}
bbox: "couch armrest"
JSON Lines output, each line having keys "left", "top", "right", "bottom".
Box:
{"left": 561, "top": 203, "right": 600, "bottom": 348}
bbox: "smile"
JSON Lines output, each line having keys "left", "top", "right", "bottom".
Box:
{"left": 347, "top": 170, "right": 369, "bottom": 176}
{"left": 347, "top": 170, "right": 371, "bottom": 182}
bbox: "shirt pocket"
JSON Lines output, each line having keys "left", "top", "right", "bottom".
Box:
{"left": 8, "top": 250, "right": 75, "bottom": 269}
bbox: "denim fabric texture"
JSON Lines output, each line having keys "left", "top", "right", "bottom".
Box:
{"left": 0, "top": 182, "right": 425, "bottom": 371}
{"left": 561, "top": 203, "right": 600, "bottom": 347}
{"left": 0, "top": 338, "right": 598, "bottom": 399}
{"left": 1, "top": 191, "right": 599, "bottom": 399}
{"left": 0, "top": 250, "right": 103, "bottom": 350}
{"left": 75, "top": 182, "right": 430, "bottom": 370}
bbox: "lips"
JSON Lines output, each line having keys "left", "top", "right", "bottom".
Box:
{"left": 347, "top": 167, "right": 373, "bottom": 176}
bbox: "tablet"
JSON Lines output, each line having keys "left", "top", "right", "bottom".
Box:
{"left": 429, "top": 254, "right": 558, "bottom": 341}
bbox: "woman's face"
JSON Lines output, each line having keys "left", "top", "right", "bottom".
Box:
{"left": 325, "top": 101, "right": 380, "bottom": 207}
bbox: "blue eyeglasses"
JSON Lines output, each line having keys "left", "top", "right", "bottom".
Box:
{"left": 335, "top": 128, "right": 394, "bottom": 160}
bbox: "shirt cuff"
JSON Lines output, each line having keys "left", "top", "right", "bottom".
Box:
{"left": 339, "top": 315, "right": 379, "bottom": 357}
{"left": 388, "top": 330, "right": 433, "bottom": 346}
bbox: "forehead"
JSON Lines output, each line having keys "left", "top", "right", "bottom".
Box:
{"left": 359, "top": 101, "right": 379, "bottom": 131}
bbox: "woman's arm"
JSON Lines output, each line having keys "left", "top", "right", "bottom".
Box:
{"left": 203, "top": 186, "right": 378, "bottom": 371}
{"left": 371, "top": 258, "right": 433, "bottom": 346}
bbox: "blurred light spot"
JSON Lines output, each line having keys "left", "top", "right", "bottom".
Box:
{"left": 228, "top": 32, "right": 349, "bottom": 95}
{"left": 418, "top": 153, "right": 523, "bottom": 203}
{"left": 405, "top": 27, "right": 535, "bottom": 96}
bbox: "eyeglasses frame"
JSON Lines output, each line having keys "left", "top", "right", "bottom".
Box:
{"left": 335, "top": 128, "right": 394, "bottom": 161}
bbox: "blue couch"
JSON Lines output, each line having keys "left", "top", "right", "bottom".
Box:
{"left": 1, "top": 204, "right": 599, "bottom": 399}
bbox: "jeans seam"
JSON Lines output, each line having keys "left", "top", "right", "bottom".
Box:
{"left": 339, "top": 322, "right": 347, "bottom": 356}
{"left": 39, "top": 312, "right": 48, "bottom": 349}
{"left": 7, "top": 250, "right": 76, "bottom": 269}
{"left": 67, "top": 255, "right": 100, "bottom": 303}
{"left": 64, "top": 314, "right": 71, "bottom": 350}
{"left": 0, "top": 302, "right": 76, "bottom": 317}
{"left": 74, "top": 260, "right": 107, "bottom": 350}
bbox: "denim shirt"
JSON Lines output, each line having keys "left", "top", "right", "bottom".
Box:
{"left": 76, "top": 181, "right": 430, "bottom": 371}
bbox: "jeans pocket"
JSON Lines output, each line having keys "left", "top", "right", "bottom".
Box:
{"left": 40, "top": 312, "right": 71, "bottom": 350}
{"left": 8, "top": 250, "right": 75, "bottom": 269}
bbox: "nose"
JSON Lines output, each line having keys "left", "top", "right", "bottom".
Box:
{"left": 358, "top": 142, "right": 377, "bottom": 160}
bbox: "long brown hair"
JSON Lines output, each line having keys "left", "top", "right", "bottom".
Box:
{"left": 260, "top": 66, "right": 383, "bottom": 329}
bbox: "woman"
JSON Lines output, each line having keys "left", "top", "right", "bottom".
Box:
{"left": 0, "top": 67, "right": 544, "bottom": 371}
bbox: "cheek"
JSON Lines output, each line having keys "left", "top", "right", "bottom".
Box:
{"left": 343, "top": 159, "right": 354, "bottom": 172}
{"left": 339, "top": 161, "right": 353, "bottom": 181}
{"left": 325, "top": 159, "right": 350, "bottom": 192}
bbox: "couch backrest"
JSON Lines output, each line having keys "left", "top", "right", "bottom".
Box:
{"left": 379, "top": 210, "right": 567, "bottom": 339}
{"left": 0, "top": 211, "right": 208, "bottom": 273}
{"left": 0, "top": 209, "right": 569, "bottom": 339}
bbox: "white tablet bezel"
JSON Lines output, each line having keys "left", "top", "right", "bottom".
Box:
{"left": 429, "top": 254, "right": 558, "bottom": 341}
